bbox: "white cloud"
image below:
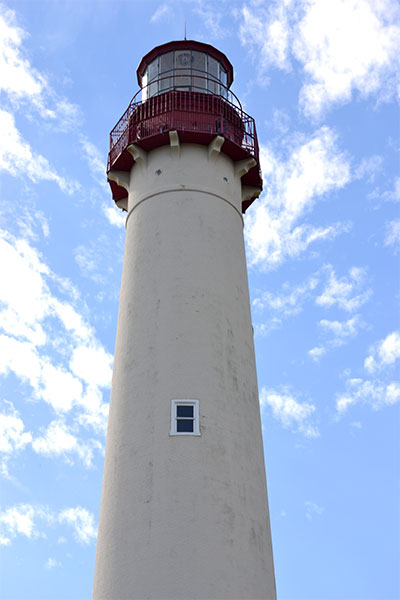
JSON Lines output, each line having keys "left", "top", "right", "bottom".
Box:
{"left": 0, "top": 4, "right": 80, "bottom": 125}
{"left": 32, "top": 420, "right": 97, "bottom": 468}
{"left": 370, "top": 177, "right": 400, "bottom": 204}
{"left": 316, "top": 266, "right": 371, "bottom": 312}
{"left": 79, "top": 138, "right": 125, "bottom": 228}
{"left": 253, "top": 275, "right": 319, "bottom": 316}
{"left": 0, "top": 230, "right": 111, "bottom": 471}
{"left": 0, "top": 401, "right": 32, "bottom": 476}
{"left": 354, "top": 155, "right": 383, "bottom": 183}
{"left": 336, "top": 378, "right": 400, "bottom": 414}
{"left": 193, "top": 3, "right": 229, "bottom": 40}
{"left": 0, "top": 504, "right": 51, "bottom": 545}
{"left": 150, "top": 4, "right": 171, "bottom": 23}
{"left": 0, "top": 6, "right": 80, "bottom": 194}
{"left": 0, "top": 503, "right": 97, "bottom": 546}
{"left": 239, "top": 0, "right": 400, "bottom": 117}
{"left": 305, "top": 500, "right": 325, "bottom": 520}
{"left": 45, "top": 557, "right": 62, "bottom": 569}
{"left": 309, "top": 315, "right": 365, "bottom": 360}
{"left": 240, "top": 3, "right": 291, "bottom": 73}
{"left": 308, "top": 346, "right": 326, "bottom": 362}
{"left": 80, "top": 137, "right": 107, "bottom": 186}
{"left": 382, "top": 177, "right": 400, "bottom": 202}
{"left": 58, "top": 507, "right": 97, "bottom": 544}
{"left": 102, "top": 203, "right": 126, "bottom": 228}
{"left": 0, "top": 109, "right": 78, "bottom": 194}
{"left": 364, "top": 331, "right": 400, "bottom": 373}
{"left": 70, "top": 345, "right": 113, "bottom": 389}
{"left": 260, "top": 387, "right": 319, "bottom": 438}
{"left": 253, "top": 268, "right": 368, "bottom": 342}
{"left": 245, "top": 127, "right": 350, "bottom": 269}
{"left": 319, "top": 316, "right": 362, "bottom": 340}
{"left": 384, "top": 219, "right": 400, "bottom": 252}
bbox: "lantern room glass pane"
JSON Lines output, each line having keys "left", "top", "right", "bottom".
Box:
{"left": 192, "top": 50, "right": 207, "bottom": 92}
{"left": 148, "top": 59, "right": 158, "bottom": 81}
{"left": 159, "top": 70, "right": 174, "bottom": 92}
{"left": 160, "top": 52, "right": 174, "bottom": 74}
{"left": 142, "top": 49, "right": 229, "bottom": 98}
{"left": 175, "top": 50, "right": 191, "bottom": 90}
{"left": 192, "top": 51, "right": 206, "bottom": 73}
{"left": 220, "top": 68, "right": 227, "bottom": 86}
{"left": 207, "top": 56, "right": 220, "bottom": 94}
{"left": 141, "top": 71, "right": 148, "bottom": 101}
{"left": 146, "top": 59, "right": 159, "bottom": 97}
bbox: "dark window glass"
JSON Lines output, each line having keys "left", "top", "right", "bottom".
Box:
{"left": 177, "top": 405, "right": 194, "bottom": 418}
{"left": 177, "top": 419, "right": 194, "bottom": 432}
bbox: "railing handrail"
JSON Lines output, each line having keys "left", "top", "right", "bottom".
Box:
{"left": 110, "top": 74, "right": 245, "bottom": 144}
{"left": 108, "top": 83, "right": 259, "bottom": 171}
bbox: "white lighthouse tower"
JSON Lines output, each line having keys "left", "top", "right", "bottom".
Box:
{"left": 93, "top": 41, "right": 276, "bottom": 600}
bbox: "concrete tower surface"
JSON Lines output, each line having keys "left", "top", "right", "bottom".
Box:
{"left": 93, "top": 41, "right": 276, "bottom": 600}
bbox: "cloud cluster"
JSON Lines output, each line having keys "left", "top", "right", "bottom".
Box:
{"left": 0, "top": 401, "right": 32, "bottom": 477}
{"left": 384, "top": 219, "right": 400, "bottom": 253}
{"left": 260, "top": 387, "right": 319, "bottom": 438}
{"left": 0, "top": 230, "right": 112, "bottom": 474}
{"left": 239, "top": 0, "right": 400, "bottom": 117}
{"left": 245, "top": 127, "right": 350, "bottom": 269}
{"left": 0, "top": 503, "right": 97, "bottom": 546}
{"left": 336, "top": 330, "right": 400, "bottom": 415}
{"left": 336, "top": 378, "right": 400, "bottom": 415}
{"left": 364, "top": 331, "right": 400, "bottom": 373}
{"left": 0, "top": 4, "right": 80, "bottom": 192}
{"left": 253, "top": 266, "right": 371, "bottom": 359}
{"left": 316, "top": 267, "right": 371, "bottom": 312}
{"left": 0, "top": 4, "right": 79, "bottom": 124}
{"left": 304, "top": 500, "right": 325, "bottom": 520}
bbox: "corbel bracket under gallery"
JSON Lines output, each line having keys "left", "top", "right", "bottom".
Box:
{"left": 169, "top": 130, "right": 180, "bottom": 156}
{"left": 208, "top": 135, "right": 225, "bottom": 160}
{"left": 127, "top": 144, "right": 147, "bottom": 167}
{"left": 235, "top": 157, "right": 257, "bottom": 179}
{"left": 241, "top": 185, "right": 261, "bottom": 203}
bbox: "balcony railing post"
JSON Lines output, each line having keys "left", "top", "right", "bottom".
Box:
{"left": 108, "top": 77, "right": 259, "bottom": 171}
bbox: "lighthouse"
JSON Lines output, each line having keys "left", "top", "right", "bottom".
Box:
{"left": 93, "top": 41, "right": 276, "bottom": 600}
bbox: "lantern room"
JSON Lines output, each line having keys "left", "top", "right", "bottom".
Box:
{"left": 107, "top": 40, "right": 262, "bottom": 213}
{"left": 137, "top": 41, "right": 233, "bottom": 100}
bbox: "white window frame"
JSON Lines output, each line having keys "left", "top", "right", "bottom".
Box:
{"left": 170, "top": 399, "right": 200, "bottom": 436}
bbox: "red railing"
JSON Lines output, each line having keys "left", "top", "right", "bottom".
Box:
{"left": 108, "top": 76, "right": 259, "bottom": 171}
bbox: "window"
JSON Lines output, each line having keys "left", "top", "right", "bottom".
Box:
{"left": 170, "top": 399, "right": 200, "bottom": 436}
{"left": 142, "top": 49, "right": 227, "bottom": 99}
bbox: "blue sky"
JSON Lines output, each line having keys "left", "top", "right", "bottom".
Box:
{"left": 0, "top": 1, "right": 399, "bottom": 599}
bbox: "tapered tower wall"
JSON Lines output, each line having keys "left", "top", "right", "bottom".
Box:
{"left": 93, "top": 142, "right": 276, "bottom": 599}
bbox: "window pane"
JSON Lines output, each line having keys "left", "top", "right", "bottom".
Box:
{"left": 175, "top": 50, "right": 192, "bottom": 69}
{"left": 175, "top": 50, "right": 191, "bottom": 89}
{"left": 207, "top": 56, "right": 219, "bottom": 94}
{"left": 160, "top": 52, "right": 174, "bottom": 74}
{"left": 148, "top": 81, "right": 158, "bottom": 97}
{"left": 177, "top": 405, "right": 194, "bottom": 418}
{"left": 221, "top": 68, "right": 227, "bottom": 86}
{"left": 177, "top": 419, "right": 194, "bottom": 433}
{"left": 141, "top": 71, "right": 148, "bottom": 100}
{"left": 148, "top": 59, "right": 158, "bottom": 82}
{"left": 192, "top": 51, "right": 207, "bottom": 92}
{"left": 159, "top": 70, "right": 174, "bottom": 92}
{"left": 192, "top": 51, "right": 206, "bottom": 73}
